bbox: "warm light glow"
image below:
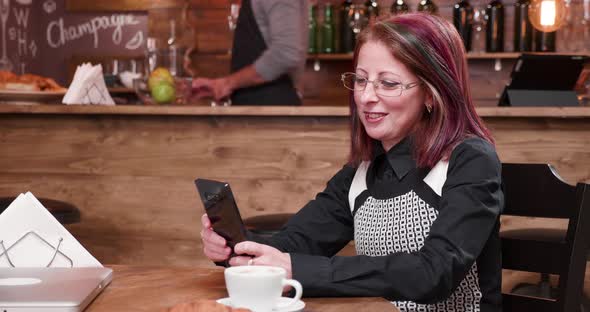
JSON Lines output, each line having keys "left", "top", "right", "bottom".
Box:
{"left": 540, "top": 0, "right": 556, "bottom": 26}
{"left": 529, "top": 0, "right": 566, "bottom": 31}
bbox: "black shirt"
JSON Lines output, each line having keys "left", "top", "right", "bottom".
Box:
{"left": 259, "top": 137, "right": 503, "bottom": 312}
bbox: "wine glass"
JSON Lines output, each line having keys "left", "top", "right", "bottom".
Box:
{"left": 583, "top": 0, "right": 590, "bottom": 52}
{"left": 0, "top": 0, "right": 13, "bottom": 71}
{"left": 349, "top": 5, "right": 367, "bottom": 36}
{"left": 471, "top": 5, "right": 488, "bottom": 53}
{"left": 561, "top": 0, "right": 585, "bottom": 52}
{"left": 227, "top": 3, "right": 240, "bottom": 54}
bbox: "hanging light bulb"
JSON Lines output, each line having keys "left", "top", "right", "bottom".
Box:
{"left": 528, "top": 0, "right": 566, "bottom": 31}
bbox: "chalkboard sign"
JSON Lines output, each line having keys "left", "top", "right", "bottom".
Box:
{"left": 2, "top": 0, "right": 147, "bottom": 85}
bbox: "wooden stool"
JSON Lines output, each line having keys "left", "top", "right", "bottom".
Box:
{"left": 244, "top": 213, "right": 358, "bottom": 256}
{"left": 500, "top": 163, "right": 590, "bottom": 311}
{"left": 501, "top": 228, "right": 566, "bottom": 299}
{"left": 0, "top": 197, "right": 81, "bottom": 224}
{"left": 243, "top": 213, "right": 294, "bottom": 237}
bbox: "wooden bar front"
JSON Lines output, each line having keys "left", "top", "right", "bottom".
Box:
{"left": 1, "top": 105, "right": 589, "bottom": 266}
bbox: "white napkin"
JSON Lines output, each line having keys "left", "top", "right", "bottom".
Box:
{"left": 62, "top": 63, "right": 115, "bottom": 105}
{"left": 0, "top": 192, "right": 102, "bottom": 268}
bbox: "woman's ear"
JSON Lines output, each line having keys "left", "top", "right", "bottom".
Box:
{"left": 425, "top": 92, "right": 433, "bottom": 106}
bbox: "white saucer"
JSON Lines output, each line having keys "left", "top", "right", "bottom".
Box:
{"left": 216, "top": 297, "right": 305, "bottom": 312}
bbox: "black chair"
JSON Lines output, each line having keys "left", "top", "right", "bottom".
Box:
{"left": 501, "top": 163, "right": 590, "bottom": 312}
{"left": 0, "top": 197, "right": 81, "bottom": 224}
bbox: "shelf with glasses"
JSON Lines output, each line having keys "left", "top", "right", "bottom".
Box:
{"left": 466, "top": 52, "right": 521, "bottom": 59}
{"left": 217, "top": 52, "right": 588, "bottom": 62}
{"left": 308, "top": 52, "right": 590, "bottom": 61}
{"left": 305, "top": 52, "right": 522, "bottom": 72}
{"left": 307, "top": 52, "right": 522, "bottom": 61}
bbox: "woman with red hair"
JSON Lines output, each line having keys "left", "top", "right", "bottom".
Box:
{"left": 201, "top": 13, "right": 503, "bottom": 311}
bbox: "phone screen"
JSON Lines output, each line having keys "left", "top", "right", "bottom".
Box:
{"left": 195, "top": 179, "right": 248, "bottom": 249}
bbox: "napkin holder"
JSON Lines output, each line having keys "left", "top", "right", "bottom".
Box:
{"left": 63, "top": 63, "right": 115, "bottom": 106}
{"left": 0, "top": 231, "right": 73, "bottom": 267}
{"left": 0, "top": 192, "right": 102, "bottom": 268}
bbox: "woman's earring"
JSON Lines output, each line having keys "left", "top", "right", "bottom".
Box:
{"left": 425, "top": 103, "right": 432, "bottom": 113}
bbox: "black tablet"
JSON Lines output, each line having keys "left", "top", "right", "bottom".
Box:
{"left": 507, "top": 53, "right": 587, "bottom": 91}
{"left": 499, "top": 53, "right": 588, "bottom": 106}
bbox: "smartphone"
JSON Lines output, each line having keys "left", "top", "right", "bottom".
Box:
{"left": 195, "top": 178, "right": 248, "bottom": 249}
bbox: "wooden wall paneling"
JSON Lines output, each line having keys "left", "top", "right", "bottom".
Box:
{"left": 469, "top": 59, "right": 516, "bottom": 106}
{"left": 66, "top": 0, "right": 232, "bottom": 11}
{"left": 191, "top": 55, "right": 230, "bottom": 78}
{"left": 66, "top": 0, "right": 186, "bottom": 11}
{"left": 147, "top": 6, "right": 230, "bottom": 53}
{"left": 148, "top": 8, "right": 188, "bottom": 45}
{"left": 188, "top": 0, "right": 234, "bottom": 10}
{"left": 303, "top": 60, "right": 350, "bottom": 106}
{"left": 191, "top": 9, "right": 234, "bottom": 54}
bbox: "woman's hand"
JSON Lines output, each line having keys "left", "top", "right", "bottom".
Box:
{"left": 230, "top": 241, "right": 293, "bottom": 279}
{"left": 200, "top": 214, "right": 231, "bottom": 262}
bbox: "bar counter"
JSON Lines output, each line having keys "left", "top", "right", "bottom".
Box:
{"left": 2, "top": 103, "right": 590, "bottom": 117}
{"left": 1, "top": 104, "right": 589, "bottom": 266}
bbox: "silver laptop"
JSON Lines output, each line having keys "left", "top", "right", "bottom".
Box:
{"left": 0, "top": 267, "right": 113, "bottom": 312}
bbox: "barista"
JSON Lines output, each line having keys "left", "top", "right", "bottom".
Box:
{"left": 192, "top": 0, "right": 308, "bottom": 105}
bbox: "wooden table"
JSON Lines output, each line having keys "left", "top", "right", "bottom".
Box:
{"left": 86, "top": 265, "right": 398, "bottom": 312}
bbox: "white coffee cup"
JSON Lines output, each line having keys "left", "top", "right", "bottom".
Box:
{"left": 224, "top": 265, "right": 303, "bottom": 312}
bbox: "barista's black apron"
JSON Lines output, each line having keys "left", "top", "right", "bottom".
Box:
{"left": 230, "top": 0, "right": 301, "bottom": 106}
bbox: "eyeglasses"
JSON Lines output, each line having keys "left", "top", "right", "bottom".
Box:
{"left": 341, "top": 72, "right": 421, "bottom": 97}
